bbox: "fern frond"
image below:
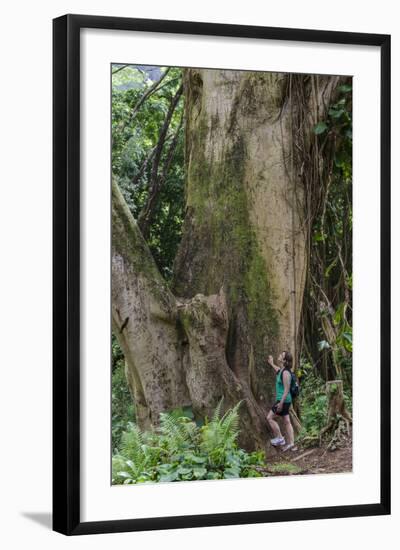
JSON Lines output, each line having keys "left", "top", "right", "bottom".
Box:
{"left": 159, "top": 412, "right": 197, "bottom": 455}
{"left": 119, "top": 423, "right": 147, "bottom": 474}
{"left": 212, "top": 397, "right": 224, "bottom": 424}
{"left": 112, "top": 454, "right": 127, "bottom": 481}
{"left": 200, "top": 400, "right": 243, "bottom": 464}
{"left": 220, "top": 401, "right": 242, "bottom": 444}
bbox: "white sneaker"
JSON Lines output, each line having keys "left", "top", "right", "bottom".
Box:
{"left": 282, "top": 443, "right": 298, "bottom": 452}
{"left": 271, "top": 436, "right": 285, "bottom": 446}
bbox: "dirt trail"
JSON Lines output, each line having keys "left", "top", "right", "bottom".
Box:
{"left": 259, "top": 434, "right": 352, "bottom": 477}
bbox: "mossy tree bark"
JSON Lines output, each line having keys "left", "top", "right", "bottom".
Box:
{"left": 112, "top": 180, "right": 267, "bottom": 448}
{"left": 112, "top": 181, "right": 190, "bottom": 430}
{"left": 112, "top": 69, "right": 340, "bottom": 450}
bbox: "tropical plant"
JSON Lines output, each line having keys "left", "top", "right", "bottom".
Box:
{"left": 112, "top": 400, "right": 265, "bottom": 484}
{"left": 112, "top": 65, "right": 185, "bottom": 280}
{"left": 112, "top": 334, "right": 135, "bottom": 450}
{"left": 297, "top": 369, "right": 352, "bottom": 444}
{"left": 300, "top": 81, "right": 353, "bottom": 382}
{"left": 200, "top": 400, "right": 241, "bottom": 469}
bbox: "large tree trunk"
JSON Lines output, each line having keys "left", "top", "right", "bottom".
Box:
{"left": 112, "top": 69, "right": 340, "bottom": 451}
{"left": 112, "top": 180, "right": 267, "bottom": 448}
{"left": 173, "top": 69, "right": 308, "bottom": 401}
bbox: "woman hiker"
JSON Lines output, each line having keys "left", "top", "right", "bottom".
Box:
{"left": 266, "top": 351, "right": 297, "bottom": 452}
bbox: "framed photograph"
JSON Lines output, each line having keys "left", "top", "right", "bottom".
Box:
{"left": 53, "top": 14, "right": 390, "bottom": 535}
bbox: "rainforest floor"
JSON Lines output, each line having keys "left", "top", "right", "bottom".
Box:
{"left": 258, "top": 432, "right": 352, "bottom": 477}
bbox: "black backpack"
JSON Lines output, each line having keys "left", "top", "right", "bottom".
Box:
{"left": 285, "top": 368, "right": 300, "bottom": 399}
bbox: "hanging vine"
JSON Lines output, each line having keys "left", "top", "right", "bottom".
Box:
{"left": 287, "top": 74, "right": 353, "bottom": 384}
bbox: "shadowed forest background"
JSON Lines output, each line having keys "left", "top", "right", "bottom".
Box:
{"left": 111, "top": 65, "right": 353, "bottom": 484}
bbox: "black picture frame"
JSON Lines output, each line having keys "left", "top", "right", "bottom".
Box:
{"left": 53, "top": 14, "right": 391, "bottom": 536}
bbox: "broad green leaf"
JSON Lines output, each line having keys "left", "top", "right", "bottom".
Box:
{"left": 324, "top": 258, "right": 338, "bottom": 278}
{"left": 159, "top": 471, "right": 179, "bottom": 482}
{"left": 177, "top": 467, "right": 192, "bottom": 475}
{"left": 333, "top": 302, "right": 346, "bottom": 326}
{"left": 343, "top": 332, "right": 352, "bottom": 344}
{"left": 192, "top": 467, "right": 207, "bottom": 479}
{"left": 118, "top": 471, "right": 132, "bottom": 478}
{"left": 223, "top": 466, "right": 241, "bottom": 479}
{"left": 313, "top": 122, "right": 328, "bottom": 135}
{"left": 313, "top": 231, "right": 325, "bottom": 243}
{"left": 338, "top": 84, "right": 352, "bottom": 93}
{"left": 318, "top": 340, "right": 330, "bottom": 351}
{"left": 184, "top": 453, "right": 206, "bottom": 464}
{"left": 328, "top": 108, "right": 345, "bottom": 119}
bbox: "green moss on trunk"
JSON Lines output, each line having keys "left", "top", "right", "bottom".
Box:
{"left": 112, "top": 179, "right": 175, "bottom": 312}
{"left": 173, "top": 110, "right": 278, "bottom": 393}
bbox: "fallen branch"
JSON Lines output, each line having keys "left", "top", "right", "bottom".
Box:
{"left": 292, "top": 449, "right": 315, "bottom": 462}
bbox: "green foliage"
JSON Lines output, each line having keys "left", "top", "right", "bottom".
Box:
{"left": 112, "top": 65, "right": 185, "bottom": 280}
{"left": 112, "top": 335, "right": 135, "bottom": 450}
{"left": 303, "top": 81, "right": 353, "bottom": 382}
{"left": 313, "top": 121, "right": 328, "bottom": 134}
{"left": 297, "top": 368, "right": 352, "bottom": 443}
{"left": 333, "top": 302, "right": 352, "bottom": 353}
{"left": 267, "top": 462, "right": 302, "bottom": 475}
{"left": 315, "top": 301, "right": 353, "bottom": 384}
{"left": 200, "top": 401, "right": 241, "bottom": 469}
{"left": 299, "top": 377, "right": 328, "bottom": 439}
{"left": 112, "top": 400, "right": 265, "bottom": 484}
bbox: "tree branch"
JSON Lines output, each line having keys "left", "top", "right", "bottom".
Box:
{"left": 128, "top": 68, "right": 171, "bottom": 125}
{"left": 112, "top": 64, "right": 131, "bottom": 75}
{"left": 138, "top": 84, "right": 183, "bottom": 237}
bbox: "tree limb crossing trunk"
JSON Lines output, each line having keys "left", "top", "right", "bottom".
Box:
{"left": 112, "top": 180, "right": 190, "bottom": 429}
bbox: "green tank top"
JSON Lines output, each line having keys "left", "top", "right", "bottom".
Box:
{"left": 276, "top": 369, "right": 292, "bottom": 404}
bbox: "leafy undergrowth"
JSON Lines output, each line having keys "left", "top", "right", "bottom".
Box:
{"left": 112, "top": 400, "right": 266, "bottom": 485}
{"left": 266, "top": 462, "right": 302, "bottom": 475}
{"left": 259, "top": 432, "right": 352, "bottom": 477}
{"left": 297, "top": 371, "right": 352, "bottom": 447}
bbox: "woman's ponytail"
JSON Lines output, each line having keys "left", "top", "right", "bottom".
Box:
{"left": 283, "top": 350, "right": 293, "bottom": 371}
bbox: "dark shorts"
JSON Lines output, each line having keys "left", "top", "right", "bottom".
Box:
{"left": 271, "top": 401, "right": 291, "bottom": 416}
